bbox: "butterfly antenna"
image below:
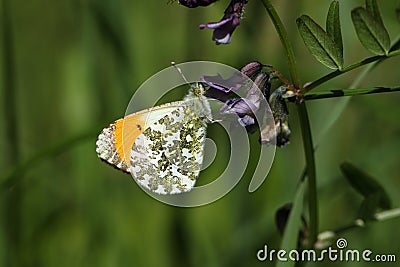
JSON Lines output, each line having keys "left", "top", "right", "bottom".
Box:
{"left": 171, "top": 61, "right": 192, "bottom": 86}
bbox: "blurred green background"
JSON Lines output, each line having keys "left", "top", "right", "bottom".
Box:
{"left": 1, "top": 0, "right": 399, "bottom": 266}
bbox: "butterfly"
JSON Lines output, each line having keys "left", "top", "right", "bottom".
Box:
{"left": 96, "top": 83, "right": 213, "bottom": 194}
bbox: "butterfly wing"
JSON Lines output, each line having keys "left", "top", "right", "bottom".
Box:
{"left": 130, "top": 104, "right": 208, "bottom": 194}
{"left": 96, "top": 102, "right": 182, "bottom": 173}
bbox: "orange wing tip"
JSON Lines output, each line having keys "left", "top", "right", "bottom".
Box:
{"left": 96, "top": 122, "right": 131, "bottom": 173}
{"left": 114, "top": 116, "right": 145, "bottom": 164}
{"left": 96, "top": 113, "right": 146, "bottom": 174}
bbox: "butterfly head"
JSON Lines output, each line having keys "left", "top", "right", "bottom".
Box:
{"left": 190, "top": 82, "right": 206, "bottom": 97}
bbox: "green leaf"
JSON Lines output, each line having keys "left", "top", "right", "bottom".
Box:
{"left": 326, "top": 0, "right": 343, "bottom": 55}
{"left": 351, "top": 7, "right": 390, "bottom": 55}
{"left": 358, "top": 193, "right": 381, "bottom": 221}
{"left": 396, "top": 6, "right": 400, "bottom": 24}
{"left": 297, "top": 15, "right": 343, "bottom": 70}
{"left": 340, "top": 162, "right": 392, "bottom": 210}
{"left": 276, "top": 181, "right": 306, "bottom": 267}
{"left": 365, "top": 0, "right": 384, "bottom": 26}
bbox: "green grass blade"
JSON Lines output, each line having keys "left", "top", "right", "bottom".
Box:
{"left": 276, "top": 180, "right": 307, "bottom": 267}
{"left": 1, "top": 130, "right": 97, "bottom": 191}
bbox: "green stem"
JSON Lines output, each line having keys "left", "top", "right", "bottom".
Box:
{"left": 297, "top": 103, "right": 318, "bottom": 247}
{"left": 261, "top": 0, "right": 318, "bottom": 248}
{"left": 304, "top": 85, "right": 400, "bottom": 100}
{"left": 259, "top": 0, "right": 301, "bottom": 88}
{"left": 303, "top": 49, "right": 400, "bottom": 93}
{"left": 374, "top": 208, "right": 400, "bottom": 221}
{"left": 318, "top": 208, "right": 400, "bottom": 245}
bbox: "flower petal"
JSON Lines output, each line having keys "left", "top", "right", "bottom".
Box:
{"left": 201, "top": 72, "right": 248, "bottom": 93}
{"left": 179, "top": 0, "right": 218, "bottom": 8}
{"left": 199, "top": 17, "right": 233, "bottom": 29}
{"left": 199, "top": 0, "right": 247, "bottom": 44}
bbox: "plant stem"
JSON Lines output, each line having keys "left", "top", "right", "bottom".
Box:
{"left": 303, "top": 49, "right": 400, "bottom": 93}
{"left": 304, "top": 85, "right": 400, "bottom": 100}
{"left": 318, "top": 208, "right": 400, "bottom": 245}
{"left": 260, "top": 0, "right": 318, "bottom": 249}
{"left": 259, "top": 0, "right": 301, "bottom": 88}
{"left": 297, "top": 103, "right": 318, "bottom": 247}
{"left": 374, "top": 208, "right": 400, "bottom": 221}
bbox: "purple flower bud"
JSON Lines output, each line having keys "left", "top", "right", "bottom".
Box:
{"left": 199, "top": 0, "right": 247, "bottom": 44}
{"left": 240, "top": 61, "right": 265, "bottom": 79}
{"left": 178, "top": 0, "right": 218, "bottom": 8}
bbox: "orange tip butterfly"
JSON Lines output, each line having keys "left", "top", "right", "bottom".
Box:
{"left": 96, "top": 81, "right": 213, "bottom": 195}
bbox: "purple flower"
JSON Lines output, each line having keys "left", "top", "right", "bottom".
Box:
{"left": 220, "top": 98, "right": 256, "bottom": 127}
{"left": 202, "top": 73, "right": 248, "bottom": 93}
{"left": 178, "top": 0, "right": 218, "bottom": 8}
{"left": 202, "top": 61, "right": 265, "bottom": 100}
{"left": 199, "top": 0, "right": 247, "bottom": 44}
{"left": 219, "top": 72, "right": 271, "bottom": 130}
